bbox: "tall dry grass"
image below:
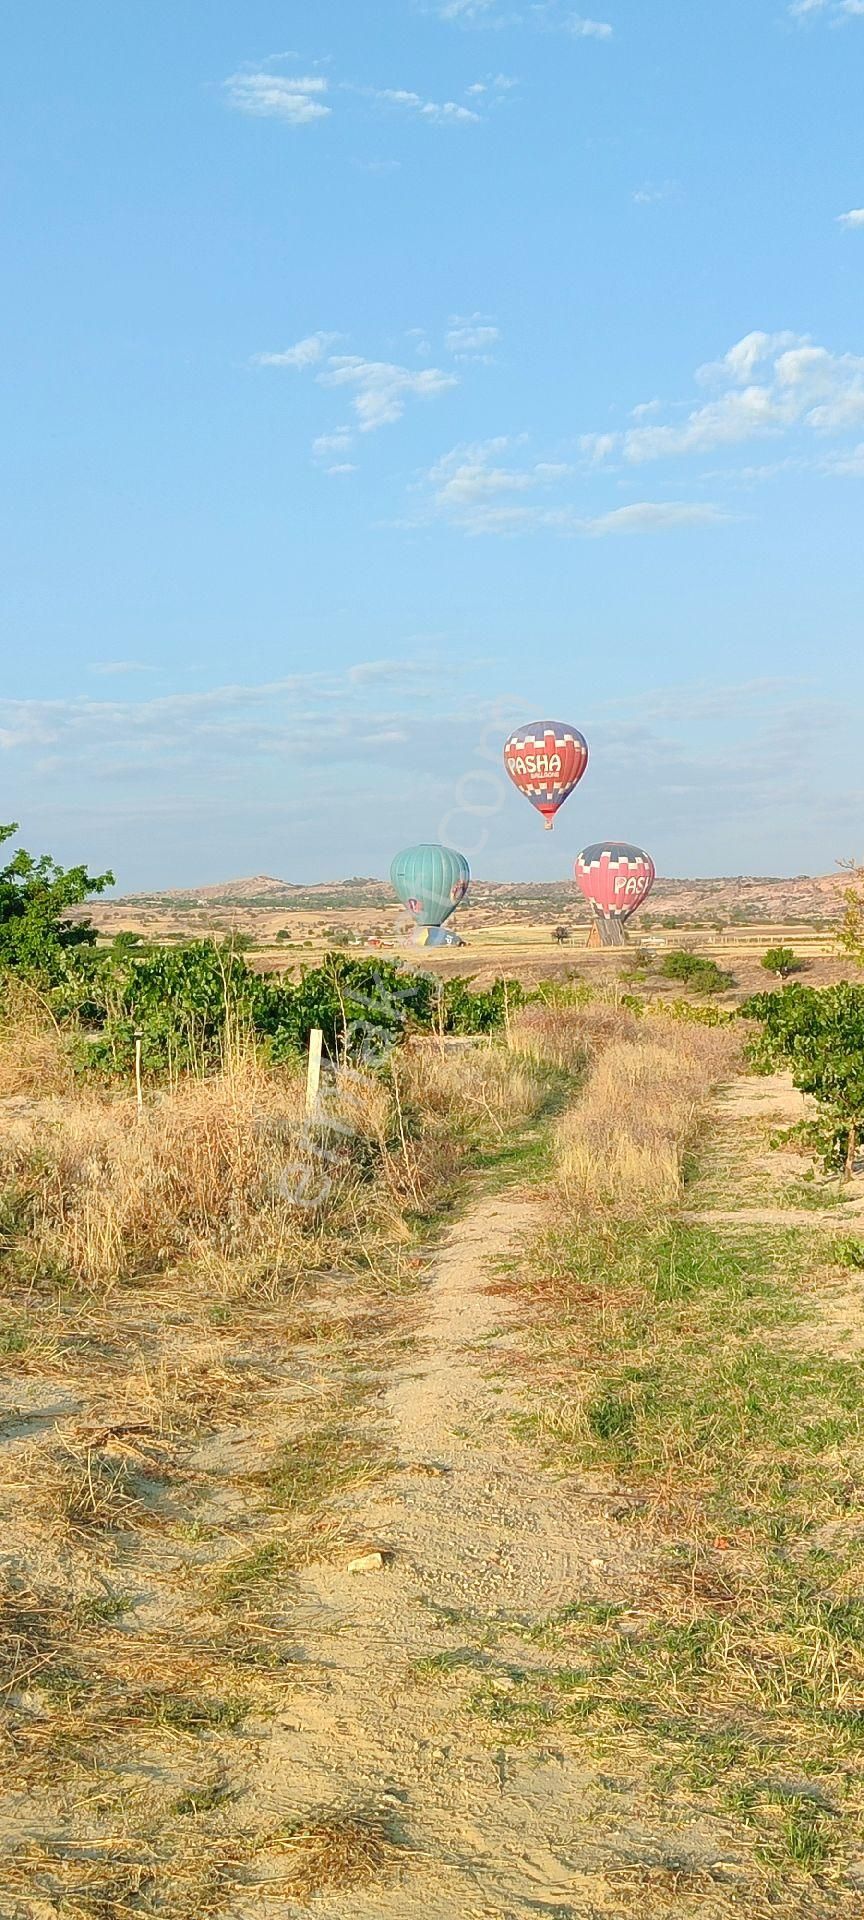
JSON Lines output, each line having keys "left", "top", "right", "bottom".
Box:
{"left": 552, "top": 1015, "right": 740, "bottom": 1216}
{"left": 0, "top": 1024, "right": 555, "bottom": 1291}
{"left": 0, "top": 985, "right": 74, "bottom": 1098}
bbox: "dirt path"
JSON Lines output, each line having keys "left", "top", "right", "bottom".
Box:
{"left": 255, "top": 1189, "right": 646, "bottom": 1919}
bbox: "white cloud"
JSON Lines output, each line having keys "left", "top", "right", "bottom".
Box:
{"left": 256, "top": 335, "right": 459, "bottom": 437}
{"left": 424, "top": 439, "right": 722, "bottom": 536}
{"left": 0, "top": 663, "right": 446, "bottom": 773}
{"left": 583, "top": 502, "right": 724, "bottom": 535}
{"left": 559, "top": 14, "right": 614, "bottom": 38}
{"left": 435, "top": 0, "right": 613, "bottom": 30}
{"left": 789, "top": 0, "right": 864, "bottom": 17}
{"left": 88, "top": 661, "right": 151, "bottom": 676}
{"left": 253, "top": 333, "right": 339, "bottom": 370}
{"left": 226, "top": 70, "right": 331, "bottom": 124}
{"left": 838, "top": 208, "right": 864, "bottom": 228}
{"left": 581, "top": 330, "right": 864, "bottom": 465}
{"left": 446, "top": 314, "right": 501, "bottom": 357}
{"left": 312, "top": 429, "right": 355, "bottom": 461}
{"left": 374, "top": 88, "right": 480, "bottom": 124}
{"left": 822, "top": 442, "right": 864, "bottom": 474}
{"left": 633, "top": 181, "right": 678, "bottom": 206}
{"left": 436, "top": 2, "right": 502, "bottom": 18}
{"left": 319, "top": 356, "right": 458, "bottom": 430}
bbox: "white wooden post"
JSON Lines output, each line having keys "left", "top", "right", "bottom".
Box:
{"left": 134, "top": 1029, "right": 144, "bottom": 1118}
{"left": 305, "top": 1028, "right": 323, "bottom": 1114}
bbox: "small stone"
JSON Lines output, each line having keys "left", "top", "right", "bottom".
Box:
{"left": 589, "top": 1557, "right": 608, "bottom": 1572}
{"left": 346, "top": 1551, "right": 387, "bottom": 1574}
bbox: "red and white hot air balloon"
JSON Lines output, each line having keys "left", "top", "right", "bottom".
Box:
{"left": 574, "top": 841, "right": 656, "bottom": 947}
{"left": 503, "top": 720, "right": 589, "bottom": 829}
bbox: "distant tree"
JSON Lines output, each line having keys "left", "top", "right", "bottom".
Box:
{"left": 761, "top": 946, "right": 800, "bottom": 980}
{"left": 0, "top": 823, "right": 113, "bottom": 983}
{"left": 275, "top": 928, "right": 292, "bottom": 943}
{"left": 552, "top": 925, "right": 570, "bottom": 945}
{"left": 837, "top": 860, "right": 864, "bottom": 970}
{"left": 660, "top": 949, "right": 735, "bottom": 995}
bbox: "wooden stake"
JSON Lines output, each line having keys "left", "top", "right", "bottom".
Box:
{"left": 134, "top": 1029, "right": 143, "bottom": 1118}
{"left": 305, "top": 1028, "right": 324, "bottom": 1114}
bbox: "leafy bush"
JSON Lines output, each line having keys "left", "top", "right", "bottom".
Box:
{"left": 659, "top": 950, "right": 735, "bottom": 995}
{"left": 743, "top": 982, "right": 864, "bottom": 1178}
{"left": 761, "top": 946, "right": 801, "bottom": 979}
{"left": 0, "top": 823, "right": 113, "bottom": 982}
{"left": 440, "top": 976, "right": 525, "bottom": 1035}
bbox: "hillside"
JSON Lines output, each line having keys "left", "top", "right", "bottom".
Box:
{"left": 99, "top": 870, "right": 850, "bottom": 927}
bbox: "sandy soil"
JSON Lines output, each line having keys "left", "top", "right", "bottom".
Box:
{"left": 248, "top": 1190, "right": 654, "bottom": 1919}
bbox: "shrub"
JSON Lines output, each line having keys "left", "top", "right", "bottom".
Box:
{"left": 761, "top": 946, "right": 801, "bottom": 979}
{"left": 742, "top": 981, "right": 864, "bottom": 1179}
{"left": 440, "top": 976, "right": 524, "bottom": 1035}
{"left": 659, "top": 950, "right": 735, "bottom": 995}
{"left": 0, "top": 823, "right": 113, "bottom": 983}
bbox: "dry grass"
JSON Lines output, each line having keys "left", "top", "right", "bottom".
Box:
{"left": 0, "top": 1010, "right": 569, "bottom": 1912}
{"left": 0, "top": 1031, "right": 558, "bottom": 1292}
{"left": 0, "top": 983, "right": 74, "bottom": 1098}
{"left": 553, "top": 1017, "right": 740, "bottom": 1214}
{"left": 275, "top": 1803, "right": 406, "bottom": 1904}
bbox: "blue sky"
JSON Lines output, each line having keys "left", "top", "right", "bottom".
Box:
{"left": 1, "top": 1, "right": 863, "bottom": 888}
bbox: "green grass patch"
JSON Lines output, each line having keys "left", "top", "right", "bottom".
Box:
{"left": 256, "top": 1420, "right": 394, "bottom": 1516}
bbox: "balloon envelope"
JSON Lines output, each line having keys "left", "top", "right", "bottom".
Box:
{"left": 503, "top": 722, "right": 589, "bottom": 828}
{"left": 390, "top": 844, "right": 471, "bottom": 927}
{"left": 574, "top": 842, "right": 656, "bottom": 921}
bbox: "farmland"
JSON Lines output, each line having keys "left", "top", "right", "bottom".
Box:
{"left": 3, "top": 835, "right": 864, "bottom": 1915}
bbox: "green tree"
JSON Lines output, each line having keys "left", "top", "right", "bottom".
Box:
{"left": 0, "top": 823, "right": 113, "bottom": 982}
{"left": 761, "top": 946, "right": 800, "bottom": 980}
{"left": 659, "top": 950, "right": 734, "bottom": 995}
{"left": 837, "top": 861, "right": 864, "bottom": 969}
{"left": 743, "top": 982, "right": 864, "bottom": 1180}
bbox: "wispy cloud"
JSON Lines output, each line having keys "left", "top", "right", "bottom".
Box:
{"left": 255, "top": 335, "right": 458, "bottom": 434}
{"left": 822, "top": 441, "right": 864, "bottom": 475}
{"left": 445, "top": 314, "right": 501, "bottom": 358}
{"left": 580, "top": 330, "right": 864, "bottom": 466}
{"left": 227, "top": 57, "right": 500, "bottom": 131}
{"left": 837, "top": 207, "right": 864, "bottom": 228}
{"left": 788, "top": 0, "right": 864, "bottom": 21}
{"left": 552, "top": 11, "right": 614, "bottom": 38}
{"left": 435, "top": 1, "right": 613, "bottom": 31}
{"left": 88, "top": 661, "right": 152, "bottom": 677}
{"left": 423, "top": 438, "right": 724, "bottom": 536}
{"left": 321, "top": 357, "right": 458, "bottom": 430}
{"left": 253, "top": 333, "right": 340, "bottom": 370}
{"left": 0, "top": 663, "right": 446, "bottom": 772}
{"left": 373, "top": 87, "right": 480, "bottom": 124}
{"left": 225, "top": 70, "right": 331, "bottom": 124}
{"left": 633, "top": 181, "right": 679, "bottom": 206}
{"left": 435, "top": 2, "right": 503, "bottom": 19}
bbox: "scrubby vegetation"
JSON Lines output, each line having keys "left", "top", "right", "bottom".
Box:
{"left": 488, "top": 1004, "right": 864, "bottom": 1906}
{"left": 744, "top": 980, "right": 864, "bottom": 1178}
{"left": 658, "top": 947, "right": 735, "bottom": 995}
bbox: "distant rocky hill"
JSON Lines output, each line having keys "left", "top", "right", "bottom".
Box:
{"left": 106, "top": 870, "right": 850, "bottom": 926}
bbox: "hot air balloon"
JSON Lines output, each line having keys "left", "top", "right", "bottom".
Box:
{"left": 574, "top": 842, "right": 656, "bottom": 948}
{"left": 390, "top": 844, "right": 470, "bottom": 944}
{"left": 503, "top": 721, "right": 589, "bottom": 829}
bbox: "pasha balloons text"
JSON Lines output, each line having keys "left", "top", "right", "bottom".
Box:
{"left": 574, "top": 842, "right": 656, "bottom": 948}
{"left": 503, "top": 722, "right": 588, "bottom": 830}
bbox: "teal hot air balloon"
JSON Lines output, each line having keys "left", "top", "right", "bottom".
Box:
{"left": 390, "top": 844, "right": 471, "bottom": 929}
